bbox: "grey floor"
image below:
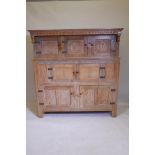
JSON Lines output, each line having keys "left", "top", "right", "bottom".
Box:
{"left": 27, "top": 101, "right": 129, "bottom": 155}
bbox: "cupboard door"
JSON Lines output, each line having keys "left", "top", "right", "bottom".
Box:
{"left": 34, "top": 37, "right": 60, "bottom": 56}
{"left": 88, "top": 36, "right": 112, "bottom": 56}
{"left": 79, "top": 86, "right": 98, "bottom": 106}
{"left": 97, "top": 86, "right": 111, "bottom": 104}
{"left": 36, "top": 63, "right": 54, "bottom": 84}
{"left": 78, "top": 63, "right": 117, "bottom": 82}
{"left": 79, "top": 86, "right": 111, "bottom": 107}
{"left": 62, "top": 36, "right": 87, "bottom": 56}
{"left": 36, "top": 63, "right": 76, "bottom": 84}
{"left": 78, "top": 64, "right": 99, "bottom": 81}
{"left": 52, "top": 64, "right": 76, "bottom": 81}
{"left": 44, "top": 86, "right": 75, "bottom": 107}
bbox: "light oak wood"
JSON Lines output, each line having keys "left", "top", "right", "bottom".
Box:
{"left": 29, "top": 28, "right": 123, "bottom": 117}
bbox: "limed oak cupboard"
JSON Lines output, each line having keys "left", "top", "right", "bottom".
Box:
{"left": 29, "top": 29, "right": 123, "bottom": 117}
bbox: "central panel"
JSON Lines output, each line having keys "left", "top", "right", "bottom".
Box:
{"left": 62, "top": 36, "right": 87, "bottom": 56}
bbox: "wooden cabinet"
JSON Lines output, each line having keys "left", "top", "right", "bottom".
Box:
{"left": 29, "top": 29, "right": 123, "bottom": 117}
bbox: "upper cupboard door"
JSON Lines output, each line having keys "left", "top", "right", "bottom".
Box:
{"left": 61, "top": 36, "right": 88, "bottom": 56}
{"left": 78, "top": 64, "right": 99, "bottom": 81}
{"left": 88, "top": 36, "right": 116, "bottom": 56}
{"left": 78, "top": 63, "right": 119, "bottom": 82}
{"left": 34, "top": 37, "right": 60, "bottom": 56}
{"left": 52, "top": 64, "right": 76, "bottom": 81}
{"left": 36, "top": 63, "right": 76, "bottom": 85}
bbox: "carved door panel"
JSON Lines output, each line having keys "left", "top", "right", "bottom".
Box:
{"left": 88, "top": 36, "right": 113, "bottom": 56}
{"left": 61, "top": 36, "right": 88, "bottom": 56}
{"left": 43, "top": 86, "right": 75, "bottom": 107}
{"left": 78, "top": 64, "right": 100, "bottom": 81}
{"left": 34, "top": 37, "right": 60, "bottom": 56}
{"left": 79, "top": 86, "right": 111, "bottom": 108}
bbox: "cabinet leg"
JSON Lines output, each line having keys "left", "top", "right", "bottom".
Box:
{"left": 111, "top": 104, "right": 117, "bottom": 117}
{"left": 37, "top": 105, "right": 44, "bottom": 118}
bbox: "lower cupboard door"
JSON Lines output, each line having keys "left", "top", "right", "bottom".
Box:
{"left": 44, "top": 86, "right": 76, "bottom": 108}
{"left": 79, "top": 86, "right": 111, "bottom": 108}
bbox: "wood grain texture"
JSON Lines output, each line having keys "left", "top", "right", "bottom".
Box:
{"left": 29, "top": 29, "right": 123, "bottom": 117}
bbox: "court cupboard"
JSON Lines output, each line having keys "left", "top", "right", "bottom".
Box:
{"left": 29, "top": 28, "right": 123, "bottom": 117}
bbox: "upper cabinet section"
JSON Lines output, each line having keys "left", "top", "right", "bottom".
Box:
{"left": 29, "top": 29, "right": 123, "bottom": 58}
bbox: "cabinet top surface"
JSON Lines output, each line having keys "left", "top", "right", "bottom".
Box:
{"left": 28, "top": 28, "right": 123, "bottom": 37}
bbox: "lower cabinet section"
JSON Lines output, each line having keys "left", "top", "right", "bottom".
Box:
{"left": 36, "top": 85, "right": 117, "bottom": 117}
